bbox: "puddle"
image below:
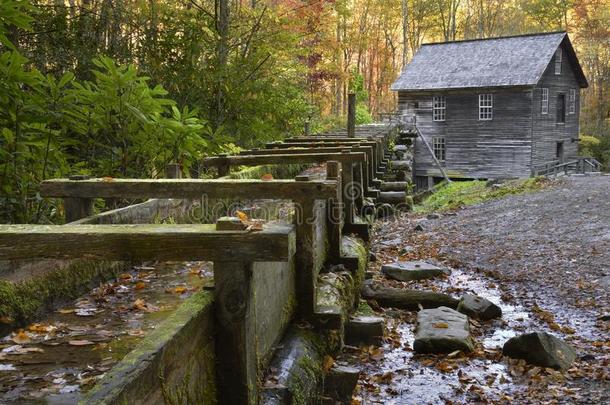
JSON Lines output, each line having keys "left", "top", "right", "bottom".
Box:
{"left": 0, "top": 261, "right": 212, "bottom": 403}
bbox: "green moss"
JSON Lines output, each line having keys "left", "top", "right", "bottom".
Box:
{"left": 414, "top": 177, "right": 553, "bottom": 214}
{"left": 0, "top": 260, "right": 126, "bottom": 325}
{"left": 355, "top": 301, "right": 375, "bottom": 316}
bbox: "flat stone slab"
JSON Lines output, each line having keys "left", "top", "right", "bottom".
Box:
{"left": 414, "top": 306, "right": 475, "bottom": 354}
{"left": 503, "top": 332, "right": 577, "bottom": 370}
{"left": 380, "top": 182, "right": 408, "bottom": 192}
{"left": 345, "top": 316, "right": 384, "bottom": 346}
{"left": 457, "top": 294, "right": 502, "bottom": 321}
{"left": 381, "top": 261, "right": 450, "bottom": 282}
{"left": 378, "top": 191, "right": 407, "bottom": 205}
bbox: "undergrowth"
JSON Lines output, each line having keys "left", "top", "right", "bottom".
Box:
{"left": 415, "top": 177, "right": 553, "bottom": 213}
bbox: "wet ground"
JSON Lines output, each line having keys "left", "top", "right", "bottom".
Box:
{"left": 340, "top": 176, "right": 609, "bottom": 404}
{"left": 0, "top": 262, "right": 212, "bottom": 402}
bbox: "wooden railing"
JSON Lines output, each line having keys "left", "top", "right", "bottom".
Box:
{"left": 533, "top": 156, "right": 602, "bottom": 176}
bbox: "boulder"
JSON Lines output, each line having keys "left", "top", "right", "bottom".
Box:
{"left": 426, "top": 213, "right": 442, "bottom": 220}
{"left": 457, "top": 294, "right": 502, "bottom": 321}
{"left": 345, "top": 316, "right": 384, "bottom": 346}
{"left": 413, "top": 306, "right": 475, "bottom": 354}
{"left": 381, "top": 261, "right": 450, "bottom": 282}
{"left": 502, "top": 332, "right": 577, "bottom": 370}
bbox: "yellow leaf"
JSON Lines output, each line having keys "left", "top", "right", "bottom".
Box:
{"left": 322, "top": 355, "right": 335, "bottom": 372}
{"left": 174, "top": 286, "right": 188, "bottom": 294}
{"left": 58, "top": 308, "right": 75, "bottom": 314}
{"left": 135, "top": 282, "right": 146, "bottom": 290}
{"left": 12, "top": 330, "right": 31, "bottom": 344}
{"left": 236, "top": 211, "right": 248, "bottom": 223}
{"left": 433, "top": 322, "right": 449, "bottom": 329}
{"left": 118, "top": 273, "right": 132, "bottom": 281}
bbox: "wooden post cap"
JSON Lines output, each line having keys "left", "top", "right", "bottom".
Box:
{"left": 216, "top": 217, "right": 247, "bottom": 231}
{"left": 69, "top": 175, "right": 91, "bottom": 181}
{"left": 295, "top": 175, "right": 310, "bottom": 182}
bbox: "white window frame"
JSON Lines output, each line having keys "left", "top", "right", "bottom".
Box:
{"left": 432, "top": 137, "right": 446, "bottom": 163}
{"left": 478, "top": 94, "right": 493, "bottom": 121}
{"left": 555, "top": 48, "right": 562, "bottom": 75}
{"left": 433, "top": 96, "right": 446, "bottom": 121}
{"left": 569, "top": 89, "right": 576, "bottom": 114}
{"left": 541, "top": 88, "right": 549, "bottom": 115}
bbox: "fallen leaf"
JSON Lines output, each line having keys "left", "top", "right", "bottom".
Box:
{"left": 236, "top": 210, "right": 248, "bottom": 223}
{"left": 118, "top": 273, "right": 133, "bottom": 281}
{"left": 101, "top": 177, "right": 114, "bottom": 182}
{"left": 132, "top": 298, "right": 159, "bottom": 312}
{"left": 261, "top": 173, "right": 274, "bottom": 181}
{"left": 58, "top": 308, "right": 75, "bottom": 314}
{"left": 433, "top": 322, "right": 449, "bottom": 329}
{"left": 174, "top": 286, "right": 188, "bottom": 294}
{"left": 135, "top": 282, "right": 146, "bottom": 290}
{"left": 0, "top": 316, "right": 14, "bottom": 324}
{"left": 322, "top": 355, "right": 335, "bottom": 372}
{"left": 12, "top": 330, "right": 31, "bottom": 344}
{"left": 69, "top": 340, "right": 95, "bottom": 346}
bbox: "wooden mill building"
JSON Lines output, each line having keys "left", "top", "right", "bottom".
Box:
{"left": 391, "top": 32, "right": 588, "bottom": 189}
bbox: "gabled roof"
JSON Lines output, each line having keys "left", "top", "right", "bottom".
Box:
{"left": 391, "top": 32, "right": 588, "bottom": 91}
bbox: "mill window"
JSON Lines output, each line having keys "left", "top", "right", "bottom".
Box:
{"left": 479, "top": 94, "right": 493, "bottom": 121}
{"left": 555, "top": 48, "right": 562, "bottom": 75}
{"left": 433, "top": 96, "right": 446, "bottom": 121}
{"left": 432, "top": 137, "right": 446, "bottom": 162}
{"left": 541, "top": 88, "right": 549, "bottom": 115}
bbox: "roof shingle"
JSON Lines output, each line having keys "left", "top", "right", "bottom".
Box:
{"left": 391, "top": 32, "right": 586, "bottom": 91}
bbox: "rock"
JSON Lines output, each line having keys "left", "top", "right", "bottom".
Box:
{"left": 457, "top": 294, "right": 502, "bottom": 321}
{"left": 398, "top": 246, "right": 413, "bottom": 255}
{"left": 381, "top": 261, "right": 450, "bottom": 282}
{"left": 376, "top": 203, "right": 394, "bottom": 218}
{"left": 414, "top": 223, "right": 425, "bottom": 232}
{"left": 413, "top": 307, "right": 475, "bottom": 354}
{"left": 361, "top": 281, "right": 459, "bottom": 310}
{"left": 380, "top": 181, "right": 408, "bottom": 192}
{"left": 391, "top": 160, "right": 412, "bottom": 171}
{"left": 395, "top": 170, "right": 409, "bottom": 181}
{"left": 369, "top": 252, "right": 378, "bottom": 262}
{"left": 364, "top": 271, "right": 375, "bottom": 280}
{"left": 502, "top": 332, "right": 577, "bottom": 370}
{"left": 323, "top": 365, "right": 360, "bottom": 404}
{"left": 345, "top": 316, "right": 384, "bottom": 346}
{"left": 426, "top": 213, "right": 442, "bottom": 220}
{"left": 598, "top": 313, "right": 610, "bottom": 322}
{"left": 378, "top": 191, "right": 407, "bottom": 205}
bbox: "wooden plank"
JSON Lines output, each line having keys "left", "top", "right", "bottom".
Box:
{"left": 348, "top": 93, "right": 356, "bottom": 138}
{"left": 200, "top": 152, "right": 366, "bottom": 168}
{"left": 40, "top": 179, "right": 338, "bottom": 201}
{"left": 0, "top": 224, "right": 295, "bottom": 262}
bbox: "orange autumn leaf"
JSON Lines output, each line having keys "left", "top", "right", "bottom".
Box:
{"left": 433, "top": 322, "right": 449, "bottom": 329}
{"left": 236, "top": 211, "right": 248, "bottom": 223}
{"left": 135, "top": 282, "right": 146, "bottom": 290}
{"left": 261, "top": 173, "right": 274, "bottom": 181}
{"left": 174, "top": 286, "right": 188, "bottom": 294}
{"left": 12, "top": 330, "right": 31, "bottom": 344}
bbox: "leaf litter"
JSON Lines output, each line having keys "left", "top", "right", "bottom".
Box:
{"left": 0, "top": 261, "right": 213, "bottom": 402}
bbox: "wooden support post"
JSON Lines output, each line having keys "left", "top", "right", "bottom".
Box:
{"left": 326, "top": 161, "right": 342, "bottom": 261}
{"left": 217, "top": 154, "right": 230, "bottom": 178}
{"left": 214, "top": 259, "right": 257, "bottom": 405}
{"left": 341, "top": 161, "right": 356, "bottom": 227}
{"left": 165, "top": 163, "right": 182, "bottom": 179}
{"left": 347, "top": 93, "right": 356, "bottom": 138}
{"left": 304, "top": 120, "right": 310, "bottom": 136}
{"left": 64, "top": 175, "right": 94, "bottom": 223}
{"left": 294, "top": 175, "right": 317, "bottom": 319}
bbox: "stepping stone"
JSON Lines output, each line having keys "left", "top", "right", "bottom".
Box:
{"left": 378, "top": 191, "right": 407, "bottom": 205}
{"left": 414, "top": 306, "right": 475, "bottom": 354}
{"left": 381, "top": 261, "right": 450, "bottom": 282}
{"left": 324, "top": 365, "right": 360, "bottom": 403}
{"left": 380, "top": 181, "right": 408, "bottom": 192}
{"left": 503, "top": 332, "right": 577, "bottom": 370}
{"left": 345, "top": 316, "right": 384, "bottom": 346}
{"left": 457, "top": 294, "right": 502, "bottom": 321}
{"left": 391, "top": 160, "right": 412, "bottom": 171}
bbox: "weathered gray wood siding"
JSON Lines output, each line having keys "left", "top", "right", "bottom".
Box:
{"left": 531, "top": 41, "right": 581, "bottom": 169}
{"left": 398, "top": 87, "right": 533, "bottom": 179}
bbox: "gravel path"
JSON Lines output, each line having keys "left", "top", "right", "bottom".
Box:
{"left": 426, "top": 176, "right": 609, "bottom": 325}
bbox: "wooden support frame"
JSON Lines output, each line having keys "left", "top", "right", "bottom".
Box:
{"left": 0, "top": 224, "right": 295, "bottom": 262}
{"left": 41, "top": 179, "right": 337, "bottom": 201}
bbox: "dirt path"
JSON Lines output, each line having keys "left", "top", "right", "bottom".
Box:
{"left": 344, "top": 176, "right": 609, "bottom": 404}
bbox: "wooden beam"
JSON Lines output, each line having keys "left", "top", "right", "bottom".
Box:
{"left": 0, "top": 224, "right": 295, "bottom": 262}
{"left": 40, "top": 179, "right": 338, "bottom": 201}
{"left": 200, "top": 152, "right": 366, "bottom": 168}
{"left": 347, "top": 93, "right": 356, "bottom": 138}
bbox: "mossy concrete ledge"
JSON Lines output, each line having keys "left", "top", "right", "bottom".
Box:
{"left": 82, "top": 291, "right": 216, "bottom": 405}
